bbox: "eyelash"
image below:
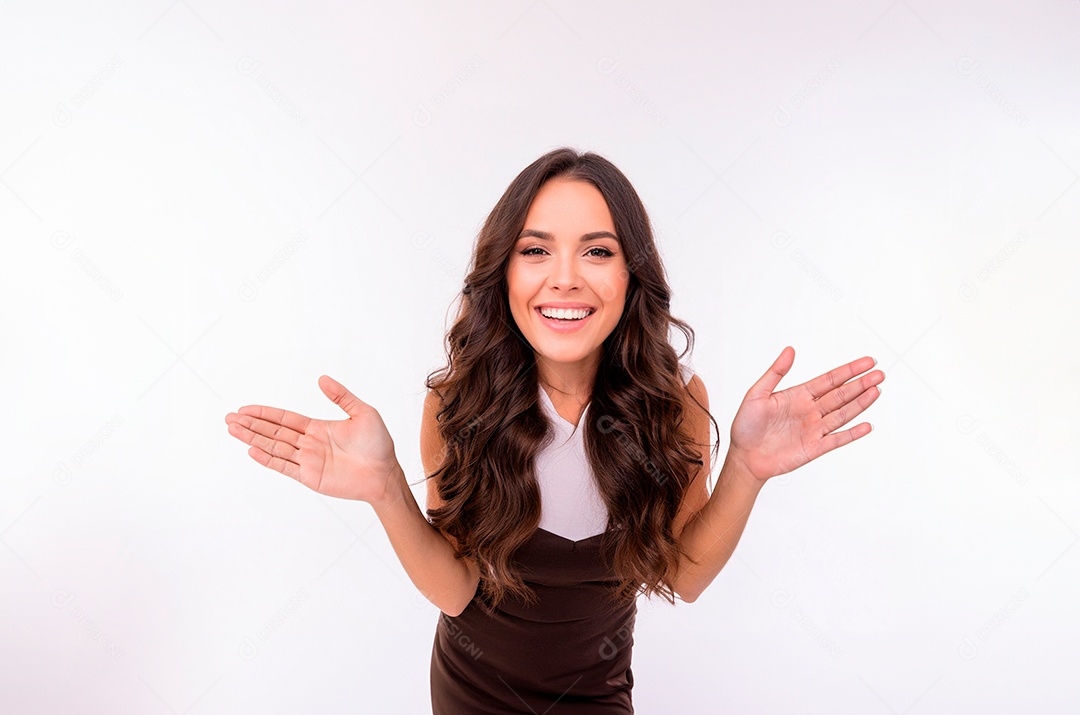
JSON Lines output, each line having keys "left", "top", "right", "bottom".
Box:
{"left": 519, "top": 247, "right": 615, "bottom": 258}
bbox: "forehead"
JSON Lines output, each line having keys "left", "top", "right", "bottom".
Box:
{"left": 523, "top": 178, "right": 614, "bottom": 230}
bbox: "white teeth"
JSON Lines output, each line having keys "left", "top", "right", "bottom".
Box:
{"left": 539, "top": 307, "right": 592, "bottom": 320}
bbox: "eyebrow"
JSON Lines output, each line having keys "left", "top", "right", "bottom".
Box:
{"left": 517, "top": 229, "right": 619, "bottom": 243}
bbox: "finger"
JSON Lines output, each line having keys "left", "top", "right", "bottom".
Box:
{"left": 319, "top": 375, "right": 368, "bottom": 418}
{"left": 228, "top": 412, "right": 303, "bottom": 450}
{"left": 819, "top": 380, "right": 882, "bottom": 436}
{"left": 746, "top": 346, "right": 795, "bottom": 399}
{"left": 246, "top": 443, "right": 303, "bottom": 482}
{"left": 228, "top": 419, "right": 301, "bottom": 462}
{"left": 232, "top": 404, "right": 312, "bottom": 435}
{"left": 815, "top": 369, "right": 885, "bottom": 418}
{"left": 815, "top": 421, "right": 874, "bottom": 459}
{"left": 802, "top": 356, "right": 878, "bottom": 402}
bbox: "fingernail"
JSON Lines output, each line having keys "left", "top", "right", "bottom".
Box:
{"left": 871, "top": 357, "right": 877, "bottom": 367}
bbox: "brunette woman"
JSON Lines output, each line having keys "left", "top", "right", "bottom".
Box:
{"left": 225, "top": 147, "right": 884, "bottom": 713}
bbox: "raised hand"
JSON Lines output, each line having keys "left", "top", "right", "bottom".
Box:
{"left": 224, "top": 375, "right": 401, "bottom": 503}
{"left": 728, "top": 347, "right": 884, "bottom": 482}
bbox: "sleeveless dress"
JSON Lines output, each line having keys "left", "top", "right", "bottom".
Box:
{"left": 429, "top": 364, "right": 695, "bottom": 714}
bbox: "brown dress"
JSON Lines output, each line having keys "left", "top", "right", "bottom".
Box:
{"left": 428, "top": 527, "right": 637, "bottom": 714}
{"left": 429, "top": 365, "right": 696, "bottom": 713}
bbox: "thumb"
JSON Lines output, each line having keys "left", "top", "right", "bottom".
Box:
{"left": 746, "top": 346, "right": 794, "bottom": 399}
{"left": 318, "top": 375, "right": 367, "bottom": 418}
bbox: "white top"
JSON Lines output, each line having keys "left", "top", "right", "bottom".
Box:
{"left": 535, "top": 362, "right": 696, "bottom": 542}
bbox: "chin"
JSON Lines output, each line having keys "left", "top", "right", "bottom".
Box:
{"left": 535, "top": 345, "right": 596, "bottom": 363}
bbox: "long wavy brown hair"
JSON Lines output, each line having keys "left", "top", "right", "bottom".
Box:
{"left": 421, "top": 147, "right": 720, "bottom": 611}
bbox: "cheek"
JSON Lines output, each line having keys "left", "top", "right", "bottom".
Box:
{"left": 595, "top": 270, "right": 630, "bottom": 304}
{"left": 505, "top": 267, "right": 534, "bottom": 309}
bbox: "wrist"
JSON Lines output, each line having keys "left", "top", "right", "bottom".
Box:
{"left": 369, "top": 462, "right": 408, "bottom": 515}
{"left": 721, "top": 447, "right": 766, "bottom": 491}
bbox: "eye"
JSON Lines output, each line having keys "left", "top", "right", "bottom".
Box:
{"left": 518, "top": 246, "right": 615, "bottom": 258}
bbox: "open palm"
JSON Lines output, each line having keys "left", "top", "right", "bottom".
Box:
{"left": 729, "top": 347, "right": 884, "bottom": 482}
{"left": 224, "top": 375, "right": 400, "bottom": 503}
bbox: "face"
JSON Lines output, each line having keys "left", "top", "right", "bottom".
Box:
{"left": 505, "top": 177, "right": 629, "bottom": 377}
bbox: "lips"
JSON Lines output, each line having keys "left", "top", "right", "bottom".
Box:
{"left": 535, "top": 306, "right": 594, "bottom": 333}
{"left": 535, "top": 303, "right": 596, "bottom": 311}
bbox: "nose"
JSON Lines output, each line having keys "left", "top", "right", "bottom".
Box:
{"left": 546, "top": 250, "right": 582, "bottom": 291}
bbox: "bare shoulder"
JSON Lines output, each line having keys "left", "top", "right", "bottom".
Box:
{"left": 677, "top": 363, "right": 710, "bottom": 423}
{"left": 673, "top": 372, "right": 712, "bottom": 539}
{"left": 421, "top": 389, "right": 448, "bottom": 515}
{"left": 684, "top": 373, "right": 709, "bottom": 417}
{"left": 420, "top": 388, "right": 483, "bottom": 590}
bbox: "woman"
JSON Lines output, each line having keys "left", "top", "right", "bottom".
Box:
{"left": 224, "top": 147, "right": 885, "bottom": 713}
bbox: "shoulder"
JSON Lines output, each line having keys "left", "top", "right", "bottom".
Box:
{"left": 421, "top": 389, "right": 444, "bottom": 453}
{"left": 677, "top": 363, "right": 708, "bottom": 410}
{"left": 422, "top": 387, "right": 444, "bottom": 421}
{"left": 673, "top": 364, "right": 711, "bottom": 538}
{"left": 421, "top": 388, "right": 451, "bottom": 459}
{"left": 421, "top": 390, "right": 448, "bottom": 507}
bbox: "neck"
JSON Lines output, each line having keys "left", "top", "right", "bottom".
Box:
{"left": 536, "top": 353, "right": 600, "bottom": 401}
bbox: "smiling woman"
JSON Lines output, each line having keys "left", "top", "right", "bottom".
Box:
{"left": 224, "top": 146, "right": 884, "bottom": 715}
{"left": 506, "top": 177, "right": 629, "bottom": 394}
{"left": 421, "top": 148, "right": 720, "bottom": 713}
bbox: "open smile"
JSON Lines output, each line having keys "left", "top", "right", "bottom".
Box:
{"left": 534, "top": 306, "right": 595, "bottom": 333}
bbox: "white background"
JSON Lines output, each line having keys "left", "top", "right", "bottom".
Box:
{"left": 2, "top": 1, "right": 1078, "bottom": 712}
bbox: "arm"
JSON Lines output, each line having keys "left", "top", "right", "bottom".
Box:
{"left": 673, "top": 347, "right": 884, "bottom": 602}
{"left": 369, "top": 389, "right": 481, "bottom": 617}
{"left": 369, "top": 462, "right": 481, "bottom": 617}
{"left": 669, "top": 375, "right": 764, "bottom": 604}
{"left": 224, "top": 374, "right": 481, "bottom": 616}
{"left": 671, "top": 450, "right": 763, "bottom": 603}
